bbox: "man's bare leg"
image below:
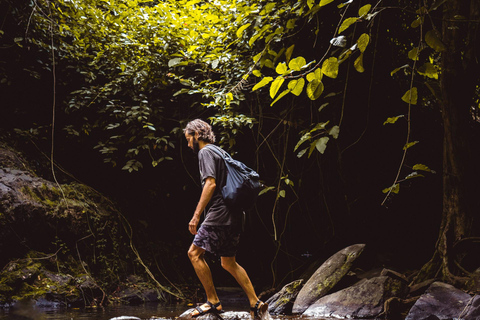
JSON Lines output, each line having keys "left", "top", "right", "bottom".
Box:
{"left": 188, "top": 244, "right": 221, "bottom": 312}
{"left": 220, "top": 256, "right": 262, "bottom": 308}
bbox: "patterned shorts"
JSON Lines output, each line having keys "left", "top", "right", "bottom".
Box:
{"left": 193, "top": 225, "right": 241, "bottom": 257}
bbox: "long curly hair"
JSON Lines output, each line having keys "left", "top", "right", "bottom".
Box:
{"left": 183, "top": 119, "right": 216, "bottom": 143}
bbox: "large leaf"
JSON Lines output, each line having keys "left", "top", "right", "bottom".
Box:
{"left": 276, "top": 62, "right": 288, "bottom": 74}
{"left": 401, "top": 87, "right": 418, "bottom": 105}
{"left": 270, "top": 76, "right": 285, "bottom": 98}
{"left": 288, "top": 78, "right": 305, "bottom": 96}
{"left": 425, "top": 30, "right": 446, "bottom": 52}
{"left": 306, "top": 68, "right": 323, "bottom": 82}
{"left": 315, "top": 136, "right": 330, "bottom": 154}
{"left": 321, "top": 57, "right": 339, "bottom": 78}
{"left": 358, "top": 4, "right": 371, "bottom": 17}
{"left": 289, "top": 56, "right": 307, "bottom": 71}
{"left": 357, "top": 33, "right": 370, "bottom": 53}
{"left": 354, "top": 53, "right": 364, "bottom": 73}
{"left": 270, "top": 89, "right": 290, "bottom": 106}
{"left": 339, "top": 17, "right": 358, "bottom": 34}
{"left": 306, "top": 79, "right": 324, "bottom": 100}
{"left": 252, "top": 77, "right": 273, "bottom": 91}
{"left": 417, "top": 62, "right": 438, "bottom": 79}
{"left": 236, "top": 23, "right": 251, "bottom": 38}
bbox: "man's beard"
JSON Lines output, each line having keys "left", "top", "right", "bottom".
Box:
{"left": 192, "top": 138, "right": 200, "bottom": 154}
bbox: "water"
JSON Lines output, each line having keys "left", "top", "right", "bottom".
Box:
{"left": 0, "top": 303, "right": 282, "bottom": 320}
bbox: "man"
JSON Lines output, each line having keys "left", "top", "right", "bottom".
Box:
{"left": 183, "top": 119, "right": 268, "bottom": 319}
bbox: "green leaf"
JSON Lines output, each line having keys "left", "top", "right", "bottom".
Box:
{"left": 383, "top": 115, "right": 404, "bottom": 125}
{"left": 270, "top": 76, "right": 285, "bottom": 98}
{"left": 390, "top": 64, "right": 409, "bottom": 76}
{"left": 307, "top": 79, "right": 324, "bottom": 100}
{"left": 425, "top": 30, "right": 446, "bottom": 52}
{"left": 411, "top": 16, "right": 424, "bottom": 28}
{"left": 288, "top": 78, "right": 305, "bottom": 96}
{"left": 276, "top": 62, "right": 288, "bottom": 74}
{"left": 339, "top": 17, "right": 358, "bottom": 34}
{"left": 328, "top": 125, "right": 340, "bottom": 139}
{"left": 307, "top": 0, "right": 315, "bottom": 9}
{"left": 321, "top": 57, "right": 339, "bottom": 78}
{"left": 357, "top": 33, "right": 370, "bottom": 53}
{"left": 405, "top": 172, "right": 425, "bottom": 180}
{"left": 285, "top": 45, "right": 295, "bottom": 62}
{"left": 252, "top": 77, "right": 273, "bottom": 91}
{"left": 306, "top": 68, "right": 323, "bottom": 82}
{"left": 289, "top": 56, "right": 307, "bottom": 71}
{"left": 315, "top": 136, "right": 330, "bottom": 154}
{"left": 236, "top": 23, "right": 251, "bottom": 38}
{"left": 320, "top": 0, "right": 335, "bottom": 7}
{"left": 294, "top": 132, "right": 311, "bottom": 151}
{"left": 297, "top": 148, "right": 308, "bottom": 158}
{"left": 286, "top": 19, "right": 296, "bottom": 29}
{"left": 404, "top": 141, "right": 419, "bottom": 150}
{"left": 382, "top": 184, "right": 400, "bottom": 194}
{"left": 225, "top": 92, "right": 233, "bottom": 106}
{"left": 270, "top": 89, "right": 290, "bottom": 106}
{"left": 354, "top": 53, "right": 364, "bottom": 73}
{"left": 413, "top": 164, "right": 435, "bottom": 173}
{"left": 408, "top": 47, "right": 421, "bottom": 61}
{"left": 401, "top": 87, "right": 418, "bottom": 105}
{"left": 259, "top": 186, "right": 275, "bottom": 196}
{"left": 278, "top": 190, "right": 286, "bottom": 198}
{"left": 358, "top": 4, "right": 371, "bottom": 17}
{"left": 417, "top": 62, "right": 438, "bottom": 79}
{"left": 252, "top": 70, "right": 262, "bottom": 77}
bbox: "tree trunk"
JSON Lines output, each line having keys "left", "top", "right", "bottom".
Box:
{"left": 413, "top": 0, "right": 480, "bottom": 285}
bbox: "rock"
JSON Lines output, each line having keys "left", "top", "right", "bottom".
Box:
{"left": 405, "top": 282, "right": 472, "bottom": 320}
{"left": 303, "top": 275, "right": 407, "bottom": 318}
{"left": 178, "top": 310, "right": 251, "bottom": 320}
{"left": 408, "top": 279, "right": 437, "bottom": 297}
{"left": 109, "top": 317, "right": 142, "bottom": 320}
{"left": 265, "top": 279, "right": 303, "bottom": 314}
{"left": 292, "top": 243, "right": 366, "bottom": 314}
{"left": 461, "top": 295, "right": 480, "bottom": 320}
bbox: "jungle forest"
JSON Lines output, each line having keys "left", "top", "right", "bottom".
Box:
{"left": 0, "top": 0, "right": 479, "bottom": 316}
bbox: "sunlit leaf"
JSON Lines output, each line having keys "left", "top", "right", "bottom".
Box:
{"left": 321, "top": 57, "right": 339, "bottom": 78}
{"left": 320, "top": 0, "right": 335, "bottom": 7}
{"left": 252, "top": 70, "right": 262, "bottom": 77}
{"left": 259, "top": 186, "right": 275, "bottom": 196}
{"left": 288, "top": 78, "right": 305, "bottom": 96}
{"left": 401, "top": 87, "right": 418, "bottom": 105}
{"left": 307, "top": 0, "right": 315, "bottom": 9}
{"left": 326, "top": 126, "right": 339, "bottom": 139}
{"left": 252, "top": 77, "right": 273, "bottom": 91}
{"left": 289, "top": 56, "right": 307, "bottom": 71}
{"left": 306, "top": 68, "right": 323, "bottom": 82}
{"left": 354, "top": 53, "right": 364, "bottom": 73}
{"left": 278, "top": 190, "right": 286, "bottom": 198}
{"left": 276, "top": 62, "right": 288, "bottom": 74}
{"left": 390, "top": 64, "right": 409, "bottom": 76}
{"left": 306, "top": 79, "right": 324, "bottom": 100}
{"left": 225, "top": 92, "right": 233, "bottom": 106}
{"left": 413, "top": 164, "right": 435, "bottom": 173}
{"left": 270, "top": 76, "right": 285, "bottom": 98}
{"left": 405, "top": 172, "right": 425, "bottom": 180}
{"left": 357, "top": 33, "right": 370, "bottom": 53}
{"left": 236, "top": 23, "right": 251, "bottom": 38}
{"left": 404, "top": 141, "right": 419, "bottom": 150}
{"left": 315, "top": 136, "right": 330, "bottom": 154}
{"left": 270, "top": 89, "right": 290, "bottom": 106}
{"left": 383, "top": 115, "right": 404, "bottom": 125}
{"left": 168, "top": 58, "right": 182, "bottom": 67}
{"left": 382, "top": 184, "right": 400, "bottom": 194}
{"left": 358, "top": 4, "right": 371, "bottom": 17}
{"left": 330, "top": 35, "right": 347, "bottom": 47}
{"left": 339, "top": 17, "right": 358, "bottom": 34}
{"left": 417, "top": 62, "right": 438, "bottom": 79}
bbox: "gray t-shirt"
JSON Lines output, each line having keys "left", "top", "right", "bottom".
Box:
{"left": 198, "top": 144, "right": 240, "bottom": 226}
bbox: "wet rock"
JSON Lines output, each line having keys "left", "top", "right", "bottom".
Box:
{"left": 113, "top": 275, "right": 162, "bottom": 304}
{"left": 461, "top": 295, "right": 480, "bottom": 320}
{"left": 303, "top": 275, "right": 407, "bottom": 318}
{"left": 405, "top": 282, "right": 472, "bottom": 320}
{"left": 265, "top": 279, "right": 303, "bottom": 314}
{"left": 178, "top": 310, "right": 251, "bottom": 320}
{"left": 292, "top": 243, "right": 366, "bottom": 314}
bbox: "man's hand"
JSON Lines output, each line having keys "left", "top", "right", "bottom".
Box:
{"left": 189, "top": 216, "right": 200, "bottom": 235}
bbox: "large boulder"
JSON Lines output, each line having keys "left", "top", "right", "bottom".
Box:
{"left": 461, "top": 295, "right": 480, "bottom": 320}
{"left": 303, "top": 275, "right": 407, "bottom": 319}
{"left": 265, "top": 279, "right": 303, "bottom": 314}
{"left": 405, "top": 282, "right": 472, "bottom": 320}
{"left": 292, "top": 243, "right": 365, "bottom": 314}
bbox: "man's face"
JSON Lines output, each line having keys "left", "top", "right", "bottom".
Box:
{"left": 185, "top": 132, "right": 200, "bottom": 153}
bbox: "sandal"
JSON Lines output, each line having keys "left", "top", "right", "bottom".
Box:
{"left": 191, "top": 301, "right": 223, "bottom": 318}
{"left": 250, "top": 300, "right": 268, "bottom": 319}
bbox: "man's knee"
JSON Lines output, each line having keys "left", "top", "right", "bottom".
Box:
{"left": 188, "top": 245, "right": 203, "bottom": 262}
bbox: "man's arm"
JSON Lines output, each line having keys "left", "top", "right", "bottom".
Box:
{"left": 189, "top": 176, "right": 216, "bottom": 235}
